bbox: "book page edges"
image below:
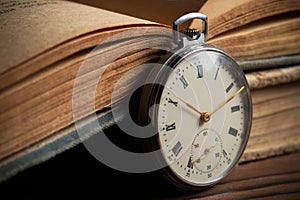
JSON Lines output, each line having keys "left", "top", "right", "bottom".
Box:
{"left": 0, "top": 0, "right": 157, "bottom": 74}
{"left": 193, "top": 0, "right": 300, "bottom": 38}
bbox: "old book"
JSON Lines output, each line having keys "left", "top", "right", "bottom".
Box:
{"left": 73, "top": 0, "right": 300, "bottom": 62}
{"left": 0, "top": 0, "right": 299, "bottom": 182}
{"left": 242, "top": 66, "right": 300, "bottom": 162}
{"left": 0, "top": 0, "right": 168, "bottom": 182}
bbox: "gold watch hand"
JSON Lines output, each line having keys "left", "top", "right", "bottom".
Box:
{"left": 177, "top": 96, "right": 202, "bottom": 115}
{"left": 211, "top": 86, "right": 245, "bottom": 115}
{"left": 166, "top": 89, "right": 211, "bottom": 123}
{"left": 176, "top": 96, "right": 211, "bottom": 123}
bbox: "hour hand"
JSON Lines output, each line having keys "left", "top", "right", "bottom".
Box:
{"left": 177, "top": 96, "right": 202, "bottom": 115}
{"left": 176, "top": 96, "right": 211, "bottom": 123}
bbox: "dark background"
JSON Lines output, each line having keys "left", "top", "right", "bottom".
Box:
{"left": 1, "top": 143, "right": 181, "bottom": 199}
{"left": 0, "top": 125, "right": 194, "bottom": 199}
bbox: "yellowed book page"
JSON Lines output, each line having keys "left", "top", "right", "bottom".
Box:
{"left": 246, "top": 65, "right": 300, "bottom": 89}
{"left": 0, "top": 31, "right": 168, "bottom": 161}
{"left": 241, "top": 80, "right": 300, "bottom": 162}
{"left": 208, "top": 15, "right": 300, "bottom": 61}
{"left": 0, "top": 0, "right": 153, "bottom": 74}
{"left": 241, "top": 74, "right": 300, "bottom": 162}
{"left": 192, "top": 0, "right": 300, "bottom": 39}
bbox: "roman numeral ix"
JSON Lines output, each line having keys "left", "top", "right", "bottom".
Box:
{"left": 165, "top": 122, "right": 176, "bottom": 131}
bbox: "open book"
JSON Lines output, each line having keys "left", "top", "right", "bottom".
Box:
{"left": 0, "top": 0, "right": 299, "bottom": 182}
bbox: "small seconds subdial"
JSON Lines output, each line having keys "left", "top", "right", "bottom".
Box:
{"left": 191, "top": 128, "right": 223, "bottom": 174}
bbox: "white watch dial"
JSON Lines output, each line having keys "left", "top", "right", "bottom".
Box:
{"left": 156, "top": 50, "right": 252, "bottom": 187}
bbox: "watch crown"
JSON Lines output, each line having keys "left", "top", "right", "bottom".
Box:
{"left": 181, "top": 28, "right": 201, "bottom": 40}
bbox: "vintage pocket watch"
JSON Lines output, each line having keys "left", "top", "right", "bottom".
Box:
{"left": 136, "top": 13, "right": 252, "bottom": 190}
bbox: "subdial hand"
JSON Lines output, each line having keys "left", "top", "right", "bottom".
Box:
{"left": 211, "top": 86, "right": 245, "bottom": 115}
{"left": 193, "top": 142, "right": 217, "bottom": 164}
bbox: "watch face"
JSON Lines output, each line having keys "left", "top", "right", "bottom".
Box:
{"left": 151, "top": 47, "right": 252, "bottom": 189}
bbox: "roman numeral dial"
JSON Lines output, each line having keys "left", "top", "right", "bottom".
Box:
{"left": 155, "top": 49, "right": 252, "bottom": 188}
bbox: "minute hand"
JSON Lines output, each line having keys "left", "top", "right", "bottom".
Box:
{"left": 211, "top": 86, "right": 245, "bottom": 115}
